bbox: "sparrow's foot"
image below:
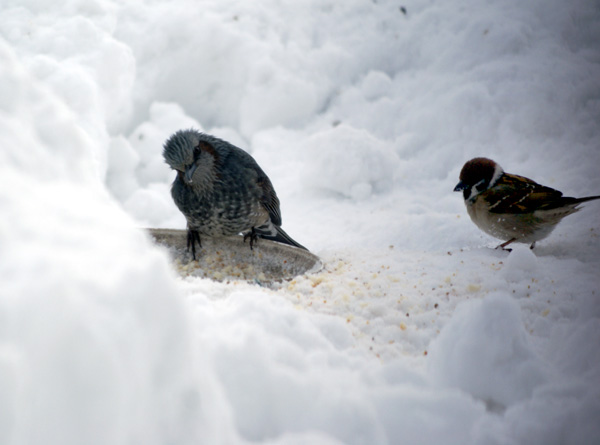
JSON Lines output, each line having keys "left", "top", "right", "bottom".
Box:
{"left": 496, "top": 238, "right": 516, "bottom": 252}
{"left": 187, "top": 229, "right": 201, "bottom": 260}
{"left": 243, "top": 227, "right": 258, "bottom": 250}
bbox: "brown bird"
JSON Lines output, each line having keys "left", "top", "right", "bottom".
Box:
{"left": 163, "top": 129, "right": 307, "bottom": 259}
{"left": 454, "top": 157, "right": 600, "bottom": 250}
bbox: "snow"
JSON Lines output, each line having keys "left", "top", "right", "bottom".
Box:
{"left": 1, "top": 0, "right": 600, "bottom": 444}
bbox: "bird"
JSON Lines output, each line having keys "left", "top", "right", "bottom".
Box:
{"left": 163, "top": 129, "right": 307, "bottom": 259}
{"left": 454, "top": 157, "right": 600, "bottom": 250}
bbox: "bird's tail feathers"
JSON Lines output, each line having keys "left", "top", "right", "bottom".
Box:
{"left": 255, "top": 223, "right": 308, "bottom": 251}
{"left": 574, "top": 195, "right": 600, "bottom": 204}
{"left": 560, "top": 194, "right": 600, "bottom": 211}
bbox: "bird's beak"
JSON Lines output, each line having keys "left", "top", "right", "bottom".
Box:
{"left": 454, "top": 181, "right": 467, "bottom": 192}
{"left": 184, "top": 162, "right": 198, "bottom": 185}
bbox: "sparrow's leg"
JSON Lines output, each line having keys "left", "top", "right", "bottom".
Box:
{"left": 496, "top": 238, "right": 517, "bottom": 252}
{"left": 243, "top": 227, "right": 258, "bottom": 250}
{"left": 187, "top": 229, "right": 201, "bottom": 260}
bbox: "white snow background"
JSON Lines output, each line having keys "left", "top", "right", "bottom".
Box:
{"left": 1, "top": 0, "right": 600, "bottom": 444}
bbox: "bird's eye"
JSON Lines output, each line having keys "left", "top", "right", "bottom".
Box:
{"left": 193, "top": 145, "right": 202, "bottom": 158}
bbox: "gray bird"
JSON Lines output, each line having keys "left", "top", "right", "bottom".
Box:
{"left": 454, "top": 157, "right": 600, "bottom": 250}
{"left": 163, "top": 129, "right": 307, "bottom": 259}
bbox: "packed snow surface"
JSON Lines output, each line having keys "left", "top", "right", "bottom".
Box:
{"left": 1, "top": 0, "right": 600, "bottom": 444}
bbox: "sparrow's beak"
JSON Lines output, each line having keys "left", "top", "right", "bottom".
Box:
{"left": 184, "top": 162, "right": 198, "bottom": 185}
{"left": 454, "top": 181, "right": 468, "bottom": 192}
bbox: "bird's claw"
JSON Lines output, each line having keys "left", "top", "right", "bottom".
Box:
{"left": 187, "top": 229, "right": 201, "bottom": 260}
{"left": 495, "top": 238, "right": 516, "bottom": 252}
{"left": 243, "top": 228, "right": 258, "bottom": 250}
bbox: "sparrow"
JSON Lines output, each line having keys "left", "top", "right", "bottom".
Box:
{"left": 163, "top": 129, "right": 307, "bottom": 259}
{"left": 454, "top": 157, "right": 600, "bottom": 250}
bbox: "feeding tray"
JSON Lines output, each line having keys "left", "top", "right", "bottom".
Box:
{"left": 147, "top": 228, "right": 321, "bottom": 283}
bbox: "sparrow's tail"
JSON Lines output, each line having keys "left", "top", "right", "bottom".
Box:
{"left": 573, "top": 195, "right": 600, "bottom": 204}
{"left": 254, "top": 223, "right": 308, "bottom": 251}
{"left": 558, "top": 195, "right": 600, "bottom": 208}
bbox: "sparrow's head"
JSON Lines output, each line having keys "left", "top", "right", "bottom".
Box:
{"left": 454, "top": 157, "right": 504, "bottom": 201}
{"left": 163, "top": 129, "right": 219, "bottom": 186}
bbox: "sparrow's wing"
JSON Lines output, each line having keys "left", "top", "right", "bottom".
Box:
{"left": 257, "top": 175, "right": 282, "bottom": 226}
{"left": 485, "top": 173, "right": 565, "bottom": 214}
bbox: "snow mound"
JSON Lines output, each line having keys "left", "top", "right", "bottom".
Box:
{"left": 428, "top": 292, "right": 547, "bottom": 408}
{"left": 302, "top": 124, "right": 399, "bottom": 200}
{"left": 0, "top": 39, "right": 235, "bottom": 445}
